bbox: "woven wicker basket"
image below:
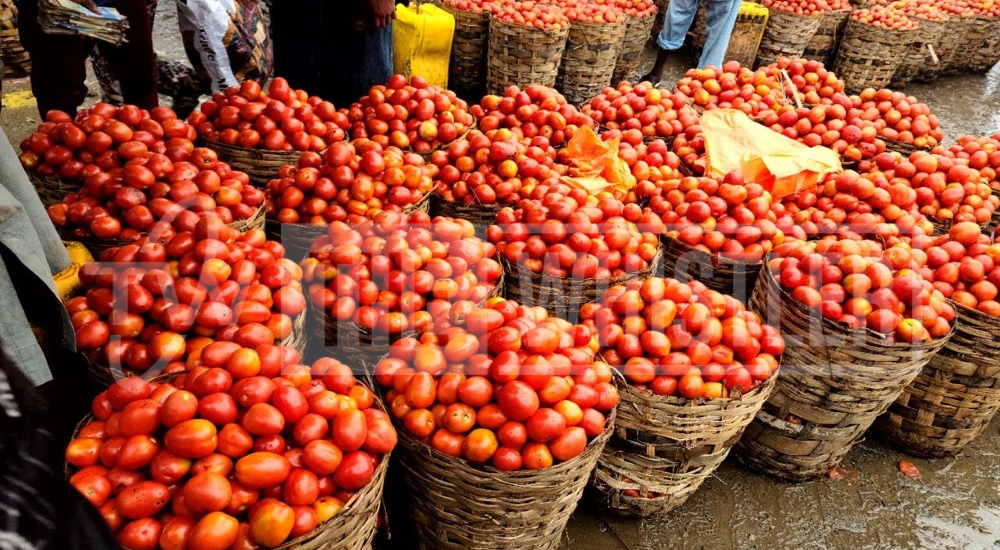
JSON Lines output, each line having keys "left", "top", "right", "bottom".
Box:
{"left": 66, "top": 394, "right": 390, "bottom": 550}
{"left": 915, "top": 14, "right": 969, "bottom": 80}
{"left": 968, "top": 15, "right": 1000, "bottom": 73}
{"left": 754, "top": 9, "right": 823, "bottom": 68}
{"left": 690, "top": 4, "right": 770, "bottom": 68}
{"left": 429, "top": 194, "right": 501, "bottom": 238}
{"left": 592, "top": 376, "right": 775, "bottom": 517}
{"left": 439, "top": 3, "right": 490, "bottom": 96}
{"left": 890, "top": 17, "right": 947, "bottom": 87}
{"left": 229, "top": 202, "right": 267, "bottom": 233}
{"left": 557, "top": 19, "right": 626, "bottom": 105}
{"left": 881, "top": 137, "right": 930, "bottom": 158}
{"left": 613, "top": 14, "right": 658, "bottom": 85}
{"left": 392, "top": 398, "right": 615, "bottom": 550}
{"left": 876, "top": 302, "right": 1000, "bottom": 457}
{"left": 802, "top": 9, "right": 850, "bottom": 65}
{"left": 950, "top": 14, "right": 994, "bottom": 72}
{"left": 660, "top": 235, "right": 762, "bottom": 304}
{"left": 28, "top": 171, "right": 81, "bottom": 207}
{"left": 202, "top": 137, "right": 306, "bottom": 188}
{"left": 0, "top": 4, "right": 29, "bottom": 78}
{"left": 487, "top": 16, "right": 569, "bottom": 94}
{"left": 735, "top": 261, "right": 953, "bottom": 481}
{"left": 832, "top": 18, "right": 916, "bottom": 93}
{"left": 500, "top": 248, "right": 662, "bottom": 321}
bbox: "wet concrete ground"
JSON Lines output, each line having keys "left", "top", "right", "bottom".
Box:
{"left": 2, "top": 6, "right": 1000, "bottom": 548}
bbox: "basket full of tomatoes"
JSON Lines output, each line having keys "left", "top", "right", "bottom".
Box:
{"left": 581, "top": 277, "right": 782, "bottom": 516}
{"left": 736, "top": 237, "right": 954, "bottom": 481}
{"left": 64, "top": 356, "right": 394, "bottom": 550}
{"left": 190, "top": 78, "right": 349, "bottom": 188}
{"left": 875, "top": 223, "right": 1000, "bottom": 457}
{"left": 372, "top": 298, "right": 618, "bottom": 550}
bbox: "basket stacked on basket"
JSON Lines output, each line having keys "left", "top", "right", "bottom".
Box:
{"left": 876, "top": 302, "right": 1000, "bottom": 457}
{"left": 690, "top": 1, "right": 770, "bottom": 68}
{"left": 737, "top": 249, "right": 953, "bottom": 481}
{"left": 890, "top": 10, "right": 948, "bottom": 88}
{"left": 802, "top": 9, "right": 850, "bottom": 65}
{"left": 832, "top": 7, "right": 920, "bottom": 92}
{"left": 487, "top": 4, "right": 570, "bottom": 94}
{"left": 914, "top": 10, "right": 970, "bottom": 80}
{"left": 555, "top": 6, "right": 627, "bottom": 105}
{"left": 968, "top": 15, "right": 1000, "bottom": 73}
{"left": 438, "top": 0, "right": 491, "bottom": 96}
{"left": 0, "top": 0, "right": 29, "bottom": 77}
{"left": 610, "top": 3, "right": 659, "bottom": 85}
{"left": 583, "top": 276, "right": 782, "bottom": 516}
{"left": 371, "top": 300, "right": 619, "bottom": 550}
{"left": 754, "top": 7, "right": 824, "bottom": 68}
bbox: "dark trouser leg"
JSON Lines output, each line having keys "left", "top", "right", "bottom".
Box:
{"left": 102, "top": 0, "right": 159, "bottom": 108}
{"left": 17, "top": 0, "right": 91, "bottom": 117}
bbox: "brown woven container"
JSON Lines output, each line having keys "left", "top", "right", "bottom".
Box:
{"left": 66, "top": 400, "right": 390, "bottom": 550}
{"left": 660, "top": 235, "right": 761, "bottom": 304}
{"left": 229, "top": 202, "right": 267, "bottom": 233}
{"left": 613, "top": 14, "right": 658, "bottom": 85}
{"left": 557, "top": 19, "right": 626, "bottom": 105}
{"left": 881, "top": 137, "right": 930, "bottom": 158}
{"left": 876, "top": 302, "right": 1000, "bottom": 457}
{"left": 500, "top": 248, "right": 662, "bottom": 321}
{"left": 891, "top": 16, "right": 947, "bottom": 87}
{"left": 392, "top": 398, "right": 614, "bottom": 550}
{"left": 754, "top": 9, "right": 823, "bottom": 68}
{"left": 592, "top": 376, "right": 775, "bottom": 517}
{"left": 950, "top": 14, "right": 994, "bottom": 72}
{"left": 28, "top": 171, "right": 81, "bottom": 207}
{"left": 690, "top": 3, "right": 770, "bottom": 68}
{"left": 802, "top": 9, "right": 850, "bottom": 64}
{"left": 439, "top": 3, "right": 490, "bottom": 96}
{"left": 832, "top": 18, "right": 916, "bottom": 93}
{"left": 429, "top": 194, "right": 501, "bottom": 238}
{"left": 915, "top": 14, "right": 969, "bottom": 80}
{"left": 487, "top": 16, "right": 569, "bottom": 94}
{"left": 735, "top": 261, "right": 953, "bottom": 481}
{"left": 968, "top": 15, "right": 1000, "bottom": 73}
{"left": 202, "top": 137, "right": 306, "bottom": 188}
{"left": 0, "top": 1, "right": 29, "bottom": 78}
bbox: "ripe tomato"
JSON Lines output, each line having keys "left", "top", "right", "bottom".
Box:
{"left": 497, "top": 381, "right": 540, "bottom": 421}
{"left": 149, "top": 450, "right": 192, "bottom": 484}
{"left": 461, "top": 428, "right": 498, "bottom": 463}
{"left": 115, "top": 481, "right": 171, "bottom": 519}
{"left": 183, "top": 471, "right": 232, "bottom": 513}
{"left": 549, "top": 427, "right": 587, "bottom": 462}
{"left": 242, "top": 403, "right": 286, "bottom": 436}
{"left": 302, "top": 439, "right": 343, "bottom": 475}
{"left": 119, "top": 518, "right": 162, "bottom": 550}
{"left": 71, "top": 474, "right": 111, "bottom": 507}
{"left": 332, "top": 451, "right": 376, "bottom": 490}
{"left": 165, "top": 419, "right": 218, "bottom": 458}
{"left": 188, "top": 511, "right": 239, "bottom": 550}
{"left": 249, "top": 500, "right": 295, "bottom": 548}
{"left": 235, "top": 452, "right": 291, "bottom": 489}
{"left": 283, "top": 468, "right": 320, "bottom": 506}
{"left": 159, "top": 516, "right": 195, "bottom": 550}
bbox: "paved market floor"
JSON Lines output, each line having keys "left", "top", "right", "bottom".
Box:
{"left": 2, "top": 5, "right": 1000, "bottom": 548}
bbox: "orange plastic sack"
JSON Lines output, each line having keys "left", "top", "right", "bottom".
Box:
{"left": 700, "top": 108, "right": 842, "bottom": 199}
{"left": 558, "top": 126, "right": 636, "bottom": 195}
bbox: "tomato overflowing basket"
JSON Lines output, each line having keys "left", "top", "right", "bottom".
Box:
{"left": 19, "top": 43, "right": 1000, "bottom": 549}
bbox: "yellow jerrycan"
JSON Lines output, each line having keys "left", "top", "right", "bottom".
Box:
{"left": 393, "top": 2, "right": 455, "bottom": 87}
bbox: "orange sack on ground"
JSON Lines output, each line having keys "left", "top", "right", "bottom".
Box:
{"left": 701, "top": 108, "right": 842, "bottom": 200}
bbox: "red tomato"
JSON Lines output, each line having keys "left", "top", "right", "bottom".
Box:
{"left": 115, "top": 481, "right": 171, "bottom": 519}
{"left": 249, "top": 500, "right": 295, "bottom": 548}
{"left": 188, "top": 511, "right": 239, "bottom": 550}
{"left": 283, "top": 468, "right": 320, "bottom": 506}
{"left": 235, "top": 452, "right": 291, "bottom": 489}
{"left": 119, "top": 518, "right": 162, "bottom": 550}
{"left": 71, "top": 474, "right": 111, "bottom": 507}
{"left": 332, "top": 409, "right": 367, "bottom": 451}
{"left": 183, "top": 471, "right": 233, "bottom": 513}
{"left": 332, "top": 451, "right": 375, "bottom": 490}
{"left": 302, "top": 440, "right": 343, "bottom": 476}
{"left": 165, "top": 419, "right": 219, "bottom": 458}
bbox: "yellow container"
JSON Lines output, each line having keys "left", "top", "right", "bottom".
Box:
{"left": 393, "top": 2, "right": 455, "bottom": 87}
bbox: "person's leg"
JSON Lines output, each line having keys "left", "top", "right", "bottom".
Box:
{"left": 642, "top": 0, "right": 700, "bottom": 83}
{"left": 16, "top": 0, "right": 91, "bottom": 116}
{"left": 700, "top": 0, "right": 741, "bottom": 69}
{"left": 103, "top": 0, "right": 159, "bottom": 108}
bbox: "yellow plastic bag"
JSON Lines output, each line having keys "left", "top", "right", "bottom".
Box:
{"left": 558, "top": 126, "right": 636, "bottom": 196}
{"left": 393, "top": 3, "right": 454, "bottom": 87}
{"left": 700, "top": 108, "right": 842, "bottom": 200}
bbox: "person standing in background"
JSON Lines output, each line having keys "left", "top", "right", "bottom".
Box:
{"left": 15, "top": 0, "right": 158, "bottom": 116}
{"left": 270, "top": 0, "right": 395, "bottom": 107}
{"left": 641, "top": 0, "right": 741, "bottom": 83}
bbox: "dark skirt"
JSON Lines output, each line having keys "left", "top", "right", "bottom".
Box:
{"left": 271, "top": 0, "right": 392, "bottom": 107}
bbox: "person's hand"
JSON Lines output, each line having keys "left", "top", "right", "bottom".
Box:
{"left": 370, "top": 0, "right": 396, "bottom": 28}
{"left": 72, "top": 0, "right": 103, "bottom": 14}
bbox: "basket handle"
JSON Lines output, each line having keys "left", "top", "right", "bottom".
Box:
{"left": 926, "top": 43, "right": 939, "bottom": 65}
{"left": 780, "top": 69, "right": 803, "bottom": 110}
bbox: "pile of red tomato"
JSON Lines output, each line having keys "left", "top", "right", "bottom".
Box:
{"left": 374, "top": 298, "right": 618, "bottom": 470}
{"left": 66, "top": 354, "right": 394, "bottom": 550}
{"left": 189, "top": 78, "right": 348, "bottom": 152}
{"left": 472, "top": 84, "right": 595, "bottom": 147}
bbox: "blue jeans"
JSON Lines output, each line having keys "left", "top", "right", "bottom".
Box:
{"left": 656, "top": 0, "right": 742, "bottom": 69}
